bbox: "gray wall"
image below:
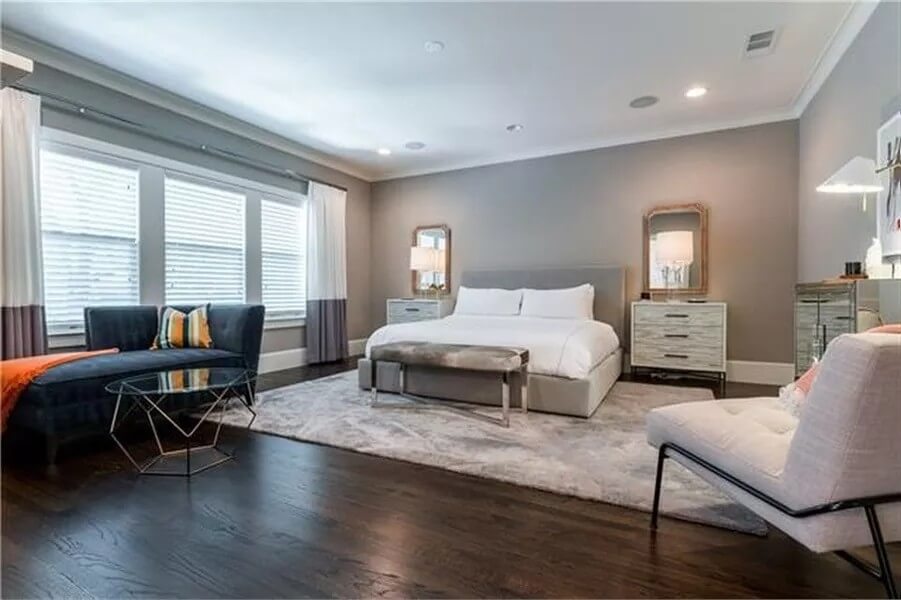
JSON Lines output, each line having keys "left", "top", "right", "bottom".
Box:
{"left": 19, "top": 63, "right": 372, "bottom": 353}
{"left": 372, "top": 121, "right": 799, "bottom": 363}
{"left": 798, "top": 1, "right": 901, "bottom": 282}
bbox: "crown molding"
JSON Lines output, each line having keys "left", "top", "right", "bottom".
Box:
{"left": 790, "top": 0, "right": 880, "bottom": 118}
{"left": 372, "top": 110, "right": 798, "bottom": 181}
{"left": 2, "top": 0, "right": 878, "bottom": 184}
{"left": 1, "top": 28, "right": 375, "bottom": 182}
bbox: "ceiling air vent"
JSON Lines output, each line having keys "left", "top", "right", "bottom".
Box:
{"left": 743, "top": 29, "right": 778, "bottom": 58}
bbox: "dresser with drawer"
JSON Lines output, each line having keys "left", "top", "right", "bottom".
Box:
{"left": 630, "top": 301, "right": 727, "bottom": 381}
{"left": 386, "top": 297, "right": 455, "bottom": 324}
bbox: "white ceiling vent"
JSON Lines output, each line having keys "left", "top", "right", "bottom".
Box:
{"left": 743, "top": 29, "right": 779, "bottom": 58}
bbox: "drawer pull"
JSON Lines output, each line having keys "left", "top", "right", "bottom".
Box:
{"left": 833, "top": 315, "right": 851, "bottom": 321}
{"left": 404, "top": 307, "right": 421, "bottom": 312}
{"left": 664, "top": 314, "right": 689, "bottom": 318}
{"left": 800, "top": 299, "right": 826, "bottom": 304}
{"left": 664, "top": 334, "right": 689, "bottom": 338}
{"left": 663, "top": 353, "right": 689, "bottom": 359}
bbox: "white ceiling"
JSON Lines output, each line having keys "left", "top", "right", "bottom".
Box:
{"left": 1, "top": 2, "right": 866, "bottom": 181}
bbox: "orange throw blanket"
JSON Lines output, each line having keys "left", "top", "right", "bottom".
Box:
{"left": 0, "top": 349, "right": 118, "bottom": 431}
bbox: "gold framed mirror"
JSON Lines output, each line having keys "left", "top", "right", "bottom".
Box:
{"left": 642, "top": 203, "right": 708, "bottom": 296}
{"left": 411, "top": 224, "right": 451, "bottom": 295}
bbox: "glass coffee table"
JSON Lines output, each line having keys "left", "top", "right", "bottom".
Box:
{"left": 105, "top": 367, "right": 257, "bottom": 477}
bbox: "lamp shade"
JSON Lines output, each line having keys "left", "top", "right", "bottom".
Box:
{"left": 410, "top": 246, "right": 442, "bottom": 271}
{"left": 655, "top": 230, "right": 694, "bottom": 265}
{"left": 816, "top": 156, "right": 883, "bottom": 194}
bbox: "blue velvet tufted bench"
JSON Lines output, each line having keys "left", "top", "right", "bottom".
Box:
{"left": 8, "top": 304, "right": 265, "bottom": 463}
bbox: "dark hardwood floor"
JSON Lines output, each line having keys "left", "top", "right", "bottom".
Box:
{"left": 2, "top": 360, "right": 897, "bottom": 598}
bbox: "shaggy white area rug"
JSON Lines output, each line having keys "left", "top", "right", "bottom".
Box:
{"left": 222, "top": 371, "right": 767, "bottom": 535}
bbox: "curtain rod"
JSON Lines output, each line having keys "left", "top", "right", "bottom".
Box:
{"left": 5, "top": 82, "right": 349, "bottom": 193}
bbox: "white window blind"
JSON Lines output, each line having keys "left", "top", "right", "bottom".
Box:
{"left": 39, "top": 149, "right": 139, "bottom": 334}
{"left": 261, "top": 197, "right": 306, "bottom": 319}
{"left": 164, "top": 176, "right": 245, "bottom": 304}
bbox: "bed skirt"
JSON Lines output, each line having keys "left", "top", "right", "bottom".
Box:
{"left": 357, "top": 348, "right": 622, "bottom": 418}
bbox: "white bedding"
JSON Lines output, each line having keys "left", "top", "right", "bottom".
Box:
{"left": 365, "top": 315, "right": 620, "bottom": 379}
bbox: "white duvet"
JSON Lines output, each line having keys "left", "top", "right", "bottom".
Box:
{"left": 365, "top": 315, "right": 620, "bottom": 379}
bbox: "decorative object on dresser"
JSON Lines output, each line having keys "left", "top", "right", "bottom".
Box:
{"left": 368, "top": 342, "right": 529, "bottom": 428}
{"left": 411, "top": 224, "right": 450, "bottom": 295}
{"left": 386, "top": 297, "right": 455, "bottom": 324}
{"left": 793, "top": 280, "right": 901, "bottom": 377}
{"left": 630, "top": 301, "right": 727, "bottom": 387}
{"left": 643, "top": 203, "right": 708, "bottom": 297}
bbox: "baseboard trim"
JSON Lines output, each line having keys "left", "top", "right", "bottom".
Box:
{"left": 259, "top": 338, "right": 367, "bottom": 374}
{"left": 726, "top": 361, "right": 794, "bottom": 386}
{"left": 624, "top": 352, "right": 792, "bottom": 386}
{"left": 260, "top": 344, "right": 792, "bottom": 385}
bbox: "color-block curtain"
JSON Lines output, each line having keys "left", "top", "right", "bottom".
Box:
{"left": 306, "top": 181, "right": 348, "bottom": 363}
{"left": 1, "top": 88, "right": 46, "bottom": 359}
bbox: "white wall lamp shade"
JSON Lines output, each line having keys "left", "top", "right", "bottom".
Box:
{"left": 655, "top": 230, "right": 694, "bottom": 265}
{"left": 816, "top": 156, "right": 883, "bottom": 194}
{"left": 410, "top": 246, "right": 443, "bottom": 271}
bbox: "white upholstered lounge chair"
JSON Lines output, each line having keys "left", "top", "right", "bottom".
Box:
{"left": 646, "top": 332, "right": 901, "bottom": 597}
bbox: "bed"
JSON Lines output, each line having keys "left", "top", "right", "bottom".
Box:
{"left": 357, "top": 266, "right": 626, "bottom": 417}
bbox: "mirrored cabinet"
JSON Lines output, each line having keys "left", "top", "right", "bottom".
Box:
{"left": 794, "top": 280, "right": 901, "bottom": 376}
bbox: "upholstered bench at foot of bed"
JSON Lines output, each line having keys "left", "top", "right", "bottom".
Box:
{"left": 368, "top": 342, "right": 529, "bottom": 427}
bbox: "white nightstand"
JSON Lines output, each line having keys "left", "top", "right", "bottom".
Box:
{"left": 630, "top": 301, "right": 727, "bottom": 384}
{"left": 386, "top": 297, "right": 455, "bottom": 324}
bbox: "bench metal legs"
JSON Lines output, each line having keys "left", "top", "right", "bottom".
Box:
{"left": 369, "top": 360, "right": 529, "bottom": 428}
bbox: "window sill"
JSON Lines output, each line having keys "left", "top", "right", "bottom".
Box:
{"left": 264, "top": 318, "right": 306, "bottom": 331}
{"left": 48, "top": 319, "right": 305, "bottom": 347}
{"left": 48, "top": 332, "right": 86, "bottom": 350}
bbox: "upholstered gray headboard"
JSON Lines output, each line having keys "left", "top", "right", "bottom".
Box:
{"left": 460, "top": 265, "right": 627, "bottom": 342}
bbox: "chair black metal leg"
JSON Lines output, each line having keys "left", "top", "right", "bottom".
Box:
{"left": 650, "top": 446, "right": 667, "bottom": 530}
{"left": 866, "top": 506, "right": 899, "bottom": 599}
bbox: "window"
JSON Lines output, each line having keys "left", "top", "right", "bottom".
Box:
{"left": 164, "top": 176, "right": 245, "bottom": 304}
{"left": 261, "top": 197, "right": 306, "bottom": 320}
{"left": 39, "top": 149, "right": 139, "bottom": 334}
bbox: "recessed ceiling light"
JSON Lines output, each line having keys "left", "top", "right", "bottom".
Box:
{"left": 424, "top": 40, "right": 445, "bottom": 54}
{"left": 377, "top": 148, "right": 391, "bottom": 156}
{"left": 685, "top": 86, "right": 708, "bottom": 99}
{"left": 405, "top": 141, "right": 426, "bottom": 150}
{"left": 629, "top": 95, "right": 659, "bottom": 109}
{"left": 506, "top": 123, "right": 523, "bottom": 132}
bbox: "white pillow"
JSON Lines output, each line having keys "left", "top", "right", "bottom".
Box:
{"left": 454, "top": 286, "right": 523, "bottom": 316}
{"left": 520, "top": 284, "right": 595, "bottom": 320}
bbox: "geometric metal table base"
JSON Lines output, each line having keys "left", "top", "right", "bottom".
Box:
{"left": 109, "top": 380, "right": 257, "bottom": 477}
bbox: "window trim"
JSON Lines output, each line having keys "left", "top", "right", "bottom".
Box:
{"left": 40, "top": 128, "right": 308, "bottom": 341}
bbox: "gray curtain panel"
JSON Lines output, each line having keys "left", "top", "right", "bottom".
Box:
{"left": 305, "top": 182, "right": 348, "bottom": 364}
{"left": 1, "top": 305, "right": 47, "bottom": 359}
{"left": 306, "top": 299, "right": 348, "bottom": 363}
{"left": 1, "top": 89, "right": 47, "bottom": 359}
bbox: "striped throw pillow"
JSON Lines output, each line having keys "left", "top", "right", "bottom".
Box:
{"left": 152, "top": 305, "right": 213, "bottom": 349}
